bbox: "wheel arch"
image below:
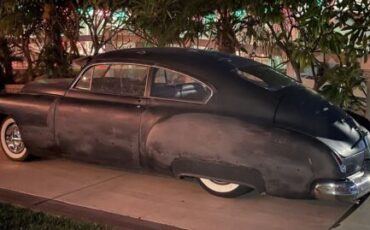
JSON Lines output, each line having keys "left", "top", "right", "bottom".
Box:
{"left": 171, "top": 158, "right": 266, "bottom": 192}
{"left": 0, "top": 113, "right": 9, "bottom": 123}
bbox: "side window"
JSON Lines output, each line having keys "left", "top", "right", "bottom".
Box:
{"left": 150, "top": 67, "right": 212, "bottom": 103}
{"left": 75, "top": 64, "right": 110, "bottom": 91}
{"left": 91, "top": 64, "right": 115, "bottom": 94}
{"left": 75, "top": 67, "right": 94, "bottom": 90}
{"left": 75, "top": 64, "right": 148, "bottom": 97}
{"left": 93, "top": 64, "right": 110, "bottom": 79}
{"left": 120, "top": 64, "right": 148, "bottom": 97}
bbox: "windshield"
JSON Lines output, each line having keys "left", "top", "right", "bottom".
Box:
{"left": 236, "top": 65, "right": 297, "bottom": 91}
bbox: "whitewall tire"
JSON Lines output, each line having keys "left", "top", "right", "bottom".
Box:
{"left": 198, "top": 178, "right": 253, "bottom": 198}
{"left": 0, "top": 117, "right": 29, "bottom": 161}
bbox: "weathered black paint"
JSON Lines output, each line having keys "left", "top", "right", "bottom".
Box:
{"left": 0, "top": 48, "right": 368, "bottom": 198}
{"left": 55, "top": 90, "right": 145, "bottom": 168}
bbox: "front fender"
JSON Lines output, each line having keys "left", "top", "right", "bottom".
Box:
{"left": 0, "top": 93, "right": 59, "bottom": 155}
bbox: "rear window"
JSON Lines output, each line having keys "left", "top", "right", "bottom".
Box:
{"left": 236, "top": 65, "right": 296, "bottom": 91}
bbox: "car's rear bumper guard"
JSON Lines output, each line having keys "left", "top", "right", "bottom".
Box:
{"left": 314, "top": 171, "right": 370, "bottom": 202}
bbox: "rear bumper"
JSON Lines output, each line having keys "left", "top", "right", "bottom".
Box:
{"left": 314, "top": 171, "right": 370, "bottom": 202}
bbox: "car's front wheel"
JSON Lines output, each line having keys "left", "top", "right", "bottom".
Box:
{"left": 198, "top": 178, "right": 253, "bottom": 198}
{"left": 0, "top": 117, "right": 29, "bottom": 161}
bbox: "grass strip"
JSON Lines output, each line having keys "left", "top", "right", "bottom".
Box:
{"left": 0, "top": 202, "right": 110, "bottom": 230}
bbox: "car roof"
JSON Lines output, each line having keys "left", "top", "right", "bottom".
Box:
{"left": 89, "top": 48, "right": 262, "bottom": 85}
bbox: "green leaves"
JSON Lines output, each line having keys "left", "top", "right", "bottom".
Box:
{"left": 319, "top": 63, "right": 366, "bottom": 111}
{"left": 126, "top": 0, "right": 204, "bottom": 47}
{"left": 0, "top": 0, "right": 43, "bottom": 37}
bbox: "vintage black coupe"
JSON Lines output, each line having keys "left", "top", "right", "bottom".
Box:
{"left": 1, "top": 48, "right": 370, "bottom": 201}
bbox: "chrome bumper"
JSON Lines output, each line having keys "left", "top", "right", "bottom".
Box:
{"left": 314, "top": 171, "right": 370, "bottom": 202}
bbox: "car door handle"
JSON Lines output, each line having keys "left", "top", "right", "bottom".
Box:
{"left": 136, "top": 105, "right": 141, "bottom": 109}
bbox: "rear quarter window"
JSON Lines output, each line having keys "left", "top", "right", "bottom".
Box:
{"left": 150, "top": 67, "right": 212, "bottom": 103}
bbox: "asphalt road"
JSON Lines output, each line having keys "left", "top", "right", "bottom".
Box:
{"left": 0, "top": 152, "right": 352, "bottom": 230}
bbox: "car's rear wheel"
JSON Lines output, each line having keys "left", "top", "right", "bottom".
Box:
{"left": 0, "top": 117, "right": 29, "bottom": 161}
{"left": 198, "top": 178, "right": 253, "bottom": 198}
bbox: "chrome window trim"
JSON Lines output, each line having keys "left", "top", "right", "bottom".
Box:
{"left": 148, "top": 95, "right": 212, "bottom": 105}
{"left": 70, "top": 62, "right": 151, "bottom": 97}
{"left": 71, "top": 62, "right": 214, "bottom": 104}
{"left": 148, "top": 65, "right": 214, "bottom": 105}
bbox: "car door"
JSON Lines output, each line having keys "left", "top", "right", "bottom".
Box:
{"left": 54, "top": 63, "right": 149, "bottom": 168}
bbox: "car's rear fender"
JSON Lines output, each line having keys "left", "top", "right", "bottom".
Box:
{"left": 143, "top": 112, "right": 342, "bottom": 198}
{"left": 275, "top": 85, "right": 365, "bottom": 160}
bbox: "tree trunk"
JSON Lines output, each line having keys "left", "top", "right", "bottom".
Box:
{"left": 93, "top": 42, "right": 101, "bottom": 56}
{"left": 22, "top": 37, "right": 35, "bottom": 81}
{"left": 69, "top": 40, "right": 79, "bottom": 57}
{"left": 216, "top": 8, "right": 236, "bottom": 54}
{"left": 63, "top": 0, "right": 80, "bottom": 60}
{"left": 0, "top": 37, "right": 14, "bottom": 89}
{"left": 291, "top": 60, "right": 302, "bottom": 83}
{"left": 217, "top": 31, "right": 236, "bottom": 54}
{"left": 41, "top": 2, "right": 69, "bottom": 78}
{"left": 310, "top": 62, "right": 319, "bottom": 90}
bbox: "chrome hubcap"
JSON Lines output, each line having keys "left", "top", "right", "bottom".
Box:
{"left": 5, "top": 123, "right": 25, "bottom": 154}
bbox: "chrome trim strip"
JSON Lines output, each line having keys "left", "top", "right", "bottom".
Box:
{"left": 70, "top": 62, "right": 215, "bottom": 105}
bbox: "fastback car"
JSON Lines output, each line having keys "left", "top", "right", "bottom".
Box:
{"left": 1, "top": 48, "right": 370, "bottom": 201}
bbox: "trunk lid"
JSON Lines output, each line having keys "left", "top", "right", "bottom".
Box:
{"left": 274, "top": 85, "right": 367, "bottom": 159}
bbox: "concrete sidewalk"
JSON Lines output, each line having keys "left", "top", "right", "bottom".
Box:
{"left": 334, "top": 195, "right": 370, "bottom": 230}
{"left": 0, "top": 153, "right": 350, "bottom": 230}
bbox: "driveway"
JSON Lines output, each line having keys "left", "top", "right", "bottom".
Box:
{"left": 0, "top": 152, "right": 351, "bottom": 230}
